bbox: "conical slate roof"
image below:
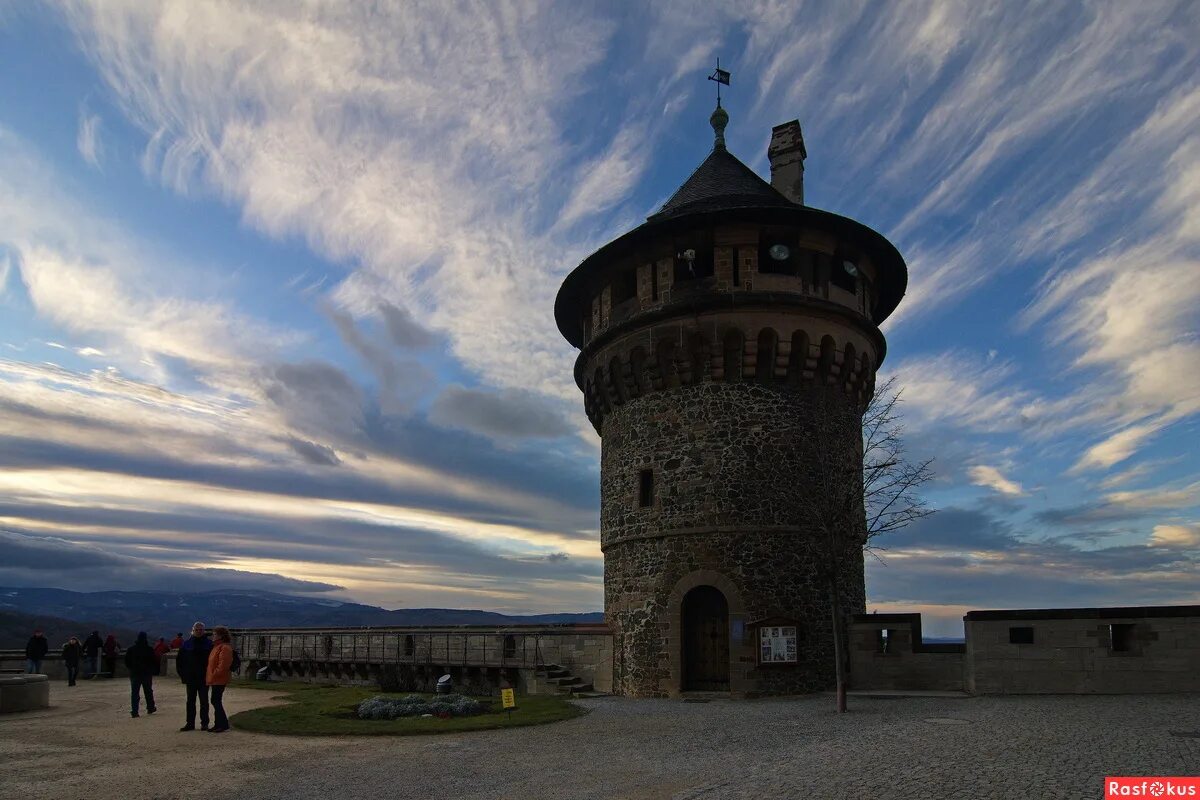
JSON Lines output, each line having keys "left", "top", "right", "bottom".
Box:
{"left": 652, "top": 146, "right": 795, "bottom": 220}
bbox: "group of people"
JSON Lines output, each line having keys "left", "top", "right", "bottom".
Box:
{"left": 46, "top": 631, "right": 162, "bottom": 685}
{"left": 25, "top": 622, "right": 237, "bottom": 733}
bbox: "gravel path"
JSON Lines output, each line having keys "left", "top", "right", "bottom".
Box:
{"left": 2, "top": 680, "right": 1197, "bottom": 799}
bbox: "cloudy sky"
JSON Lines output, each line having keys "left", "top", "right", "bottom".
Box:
{"left": 0, "top": 1, "right": 1197, "bottom": 635}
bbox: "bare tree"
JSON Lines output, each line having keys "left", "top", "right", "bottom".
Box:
{"left": 797, "top": 376, "right": 934, "bottom": 713}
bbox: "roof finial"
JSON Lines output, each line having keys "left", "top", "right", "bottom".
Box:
{"left": 710, "top": 103, "right": 729, "bottom": 151}
{"left": 707, "top": 58, "right": 731, "bottom": 151}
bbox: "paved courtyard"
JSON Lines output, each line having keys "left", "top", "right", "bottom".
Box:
{"left": 1, "top": 679, "right": 1196, "bottom": 799}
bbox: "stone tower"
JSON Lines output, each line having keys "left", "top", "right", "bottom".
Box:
{"left": 554, "top": 106, "right": 908, "bottom": 697}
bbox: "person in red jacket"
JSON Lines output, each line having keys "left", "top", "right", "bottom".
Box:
{"left": 153, "top": 637, "right": 170, "bottom": 676}
{"left": 206, "top": 626, "right": 234, "bottom": 733}
{"left": 102, "top": 634, "right": 121, "bottom": 678}
{"left": 169, "top": 633, "right": 183, "bottom": 650}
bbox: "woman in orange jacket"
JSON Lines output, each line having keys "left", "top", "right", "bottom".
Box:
{"left": 206, "top": 626, "right": 234, "bottom": 733}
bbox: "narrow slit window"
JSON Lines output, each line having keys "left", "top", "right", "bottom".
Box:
{"left": 1009, "top": 627, "right": 1034, "bottom": 645}
{"left": 404, "top": 634, "right": 415, "bottom": 656}
{"left": 638, "top": 469, "right": 654, "bottom": 507}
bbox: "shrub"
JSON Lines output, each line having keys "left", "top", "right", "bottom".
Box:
{"left": 357, "top": 693, "right": 489, "bottom": 720}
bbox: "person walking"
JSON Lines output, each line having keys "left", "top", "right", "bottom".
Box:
{"left": 83, "top": 631, "right": 102, "bottom": 678}
{"left": 153, "top": 637, "right": 170, "bottom": 676}
{"left": 206, "top": 625, "right": 234, "bottom": 733}
{"left": 169, "top": 633, "right": 183, "bottom": 650}
{"left": 124, "top": 632, "right": 158, "bottom": 718}
{"left": 102, "top": 634, "right": 121, "bottom": 677}
{"left": 24, "top": 629, "right": 49, "bottom": 674}
{"left": 62, "top": 636, "right": 83, "bottom": 686}
{"left": 177, "top": 622, "right": 213, "bottom": 731}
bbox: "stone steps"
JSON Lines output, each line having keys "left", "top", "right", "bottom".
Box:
{"left": 536, "top": 664, "right": 603, "bottom": 697}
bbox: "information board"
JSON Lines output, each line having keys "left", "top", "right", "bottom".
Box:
{"left": 501, "top": 687, "right": 516, "bottom": 709}
{"left": 760, "top": 625, "right": 798, "bottom": 663}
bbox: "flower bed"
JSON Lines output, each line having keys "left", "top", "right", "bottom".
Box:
{"left": 358, "top": 693, "right": 490, "bottom": 720}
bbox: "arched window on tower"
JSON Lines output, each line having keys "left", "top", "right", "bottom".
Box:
{"left": 818, "top": 335, "right": 836, "bottom": 381}
{"left": 756, "top": 328, "right": 779, "bottom": 383}
{"left": 593, "top": 367, "right": 611, "bottom": 413}
{"left": 787, "top": 330, "right": 809, "bottom": 385}
{"left": 688, "top": 332, "right": 709, "bottom": 385}
{"left": 609, "top": 355, "right": 628, "bottom": 404}
{"left": 723, "top": 329, "right": 744, "bottom": 383}
{"left": 656, "top": 337, "right": 680, "bottom": 388}
{"left": 629, "top": 346, "right": 648, "bottom": 396}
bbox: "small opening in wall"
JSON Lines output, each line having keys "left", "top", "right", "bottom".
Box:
{"left": 674, "top": 231, "right": 714, "bottom": 282}
{"left": 503, "top": 634, "right": 517, "bottom": 659}
{"left": 758, "top": 231, "right": 800, "bottom": 276}
{"left": 1109, "top": 623, "right": 1136, "bottom": 653}
{"left": 638, "top": 469, "right": 654, "bottom": 507}
{"left": 1009, "top": 626, "right": 1034, "bottom": 645}
{"left": 876, "top": 629, "right": 895, "bottom": 654}
{"left": 831, "top": 256, "right": 858, "bottom": 293}
{"left": 404, "top": 634, "right": 415, "bottom": 656}
{"left": 613, "top": 268, "right": 637, "bottom": 304}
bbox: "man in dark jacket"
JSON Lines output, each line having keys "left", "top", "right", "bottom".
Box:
{"left": 176, "top": 621, "right": 213, "bottom": 731}
{"left": 83, "top": 631, "right": 103, "bottom": 679}
{"left": 124, "top": 632, "right": 158, "bottom": 717}
{"left": 62, "top": 636, "right": 83, "bottom": 686}
{"left": 25, "top": 629, "right": 48, "bottom": 674}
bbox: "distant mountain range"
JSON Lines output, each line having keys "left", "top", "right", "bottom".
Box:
{"left": 0, "top": 587, "right": 604, "bottom": 646}
{"left": 0, "top": 609, "right": 140, "bottom": 651}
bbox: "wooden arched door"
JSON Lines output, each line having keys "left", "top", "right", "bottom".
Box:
{"left": 681, "top": 585, "right": 730, "bottom": 691}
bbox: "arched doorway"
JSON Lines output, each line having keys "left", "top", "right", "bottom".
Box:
{"left": 681, "top": 585, "right": 729, "bottom": 691}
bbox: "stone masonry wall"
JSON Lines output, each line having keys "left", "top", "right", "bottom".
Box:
{"left": 600, "top": 381, "right": 867, "bottom": 697}
{"left": 966, "top": 611, "right": 1200, "bottom": 694}
{"left": 849, "top": 616, "right": 965, "bottom": 692}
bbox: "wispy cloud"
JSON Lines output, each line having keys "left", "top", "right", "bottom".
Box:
{"left": 3, "top": 1, "right": 1195, "bottom": 617}
{"left": 1149, "top": 523, "right": 1200, "bottom": 549}
{"left": 967, "top": 465, "right": 1023, "bottom": 497}
{"left": 76, "top": 109, "right": 102, "bottom": 168}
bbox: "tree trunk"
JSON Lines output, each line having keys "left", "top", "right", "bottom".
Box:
{"left": 830, "top": 575, "right": 847, "bottom": 713}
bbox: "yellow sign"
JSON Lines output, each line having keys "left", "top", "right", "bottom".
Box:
{"left": 501, "top": 688, "right": 516, "bottom": 709}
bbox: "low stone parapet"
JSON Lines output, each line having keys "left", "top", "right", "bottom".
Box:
{"left": 849, "top": 614, "right": 965, "bottom": 692}
{"left": 0, "top": 674, "right": 50, "bottom": 713}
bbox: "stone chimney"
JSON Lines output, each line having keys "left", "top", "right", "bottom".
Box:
{"left": 768, "top": 120, "right": 807, "bottom": 205}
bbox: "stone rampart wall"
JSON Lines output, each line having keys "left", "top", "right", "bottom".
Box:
{"left": 849, "top": 606, "right": 1200, "bottom": 695}
{"left": 849, "top": 615, "right": 965, "bottom": 692}
{"left": 965, "top": 607, "right": 1200, "bottom": 694}
{"left": 231, "top": 625, "right": 613, "bottom": 694}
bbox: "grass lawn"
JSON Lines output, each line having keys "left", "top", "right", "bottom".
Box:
{"left": 228, "top": 681, "right": 586, "bottom": 736}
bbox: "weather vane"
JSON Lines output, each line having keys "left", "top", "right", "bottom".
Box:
{"left": 708, "top": 58, "right": 730, "bottom": 106}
